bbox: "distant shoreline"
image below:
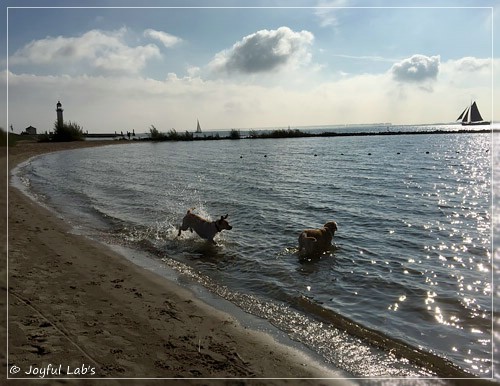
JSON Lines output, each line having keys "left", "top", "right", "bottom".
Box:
{"left": 247, "top": 127, "right": 494, "bottom": 140}
{"left": 82, "top": 127, "right": 495, "bottom": 142}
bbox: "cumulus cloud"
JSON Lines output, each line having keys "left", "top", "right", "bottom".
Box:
{"left": 143, "top": 28, "right": 182, "bottom": 48}
{"left": 391, "top": 54, "right": 440, "bottom": 83}
{"left": 10, "top": 28, "right": 160, "bottom": 75}
{"left": 448, "top": 56, "right": 491, "bottom": 72}
{"left": 209, "top": 26, "right": 314, "bottom": 74}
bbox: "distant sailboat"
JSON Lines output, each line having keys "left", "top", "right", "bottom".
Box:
{"left": 196, "top": 119, "right": 202, "bottom": 133}
{"left": 456, "top": 101, "right": 490, "bottom": 126}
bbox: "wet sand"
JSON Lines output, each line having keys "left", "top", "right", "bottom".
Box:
{"left": 3, "top": 140, "right": 350, "bottom": 385}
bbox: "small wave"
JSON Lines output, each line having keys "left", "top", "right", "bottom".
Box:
{"left": 292, "top": 296, "right": 473, "bottom": 378}
{"left": 152, "top": 253, "right": 438, "bottom": 377}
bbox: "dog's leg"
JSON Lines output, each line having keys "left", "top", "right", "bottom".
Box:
{"left": 178, "top": 221, "right": 189, "bottom": 236}
{"left": 300, "top": 236, "right": 318, "bottom": 255}
{"left": 299, "top": 232, "right": 316, "bottom": 251}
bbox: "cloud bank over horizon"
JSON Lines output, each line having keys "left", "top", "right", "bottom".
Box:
{"left": 3, "top": 8, "right": 496, "bottom": 133}
{"left": 4, "top": 53, "right": 494, "bottom": 132}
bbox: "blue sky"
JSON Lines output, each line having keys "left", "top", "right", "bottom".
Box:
{"left": 1, "top": 0, "right": 498, "bottom": 133}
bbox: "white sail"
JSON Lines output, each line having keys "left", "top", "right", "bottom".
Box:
{"left": 196, "top": 119, "right": 202, "bottom": 133}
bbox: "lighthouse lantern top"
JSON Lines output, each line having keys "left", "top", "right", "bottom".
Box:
{"left": 56, "top": 101, "right": 63, "bottom": 110}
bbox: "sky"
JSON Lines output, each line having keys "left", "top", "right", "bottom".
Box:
{"left": 1, "top": 0, "right": 499, "bottom": 133}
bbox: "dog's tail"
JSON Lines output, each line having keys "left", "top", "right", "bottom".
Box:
{"left": 298, "top": 232, "right": 317, "bottom": 252}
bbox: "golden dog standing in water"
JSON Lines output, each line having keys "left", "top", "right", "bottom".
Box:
{"left": 298, "top": 221, "right": 338, "bottom": 256}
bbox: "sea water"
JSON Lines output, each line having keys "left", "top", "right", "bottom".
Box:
{"left": 14, "top": 127, "right": 496, "bottom": 379}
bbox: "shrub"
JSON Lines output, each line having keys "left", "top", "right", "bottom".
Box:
{"left": 229, "top": 129, "right": 241, "bottom": 139}
{"left": 149, "top": 125, "right": 167, "bottom": 141}
{"left": 53, "top": 120, "right": 84, "bottom": 142}
{"left": 183, "top": 130, "right": 193, "bottom": 141}
{"left": 248, "top": 128, "right": 308, "bottom": 139}
{"left": 0, "top": 127, "right": 7, "bottom": 146}
{"left": 167, "top": 129, "right": 180, "bottom": 140}
{"left": 149, "top": 126, "right": 193, "bottom": 141}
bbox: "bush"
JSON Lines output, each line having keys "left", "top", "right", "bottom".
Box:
{"left": 149, "top": 126, "right": 194, "bottom": 141}
{"left": 248, "top": 128, "right": 308, "bottom": 139}
{"left": 149, "top": 125, "right": 167, "bottom": 141}
{"left": 167, "top": 129, "right": 181, "bottom": 140}
{"left": 183, "top": 130, "right": 193, "bottom": 141}
{"left": 229, "top": 129, "right": 241, "bottom": 139}
{"left": 53, "top": 120, "right": 84, "bottom": 142}
{"left": 166, "top": 129, "right": 193, "bottom": 141}
{"left": 0, "top": 127, "right": 7, "bottom": 146}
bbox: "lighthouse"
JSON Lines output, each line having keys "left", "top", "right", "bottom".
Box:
{"left": 56, "top": 101, "right": 64, "bottom": 128}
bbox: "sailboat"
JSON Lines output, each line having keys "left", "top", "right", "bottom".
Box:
{"left": 196, "top": 119, "right": 202, "bottom": 133}
{"left": 456, "top": 101, "right": 490, "bottom": 126}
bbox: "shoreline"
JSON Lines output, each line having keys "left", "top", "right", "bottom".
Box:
{"left": 3, "top": 140, "right": 350, "bottom": 384}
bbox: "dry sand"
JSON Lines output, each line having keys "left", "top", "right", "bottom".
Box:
{"left": 2, "top": 140, "right": 350, "bottom": 385}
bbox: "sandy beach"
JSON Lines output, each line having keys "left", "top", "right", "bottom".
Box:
{"left": 3, "top": 140, "right": 350, "bottom": 385}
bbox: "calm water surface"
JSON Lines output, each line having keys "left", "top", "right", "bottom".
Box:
{"left": 16, "top": 130, "right": 494, "bottom": 378}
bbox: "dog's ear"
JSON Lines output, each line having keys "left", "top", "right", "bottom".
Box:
{"left": 221, "top": 214, "right": 228, "bottom": 220}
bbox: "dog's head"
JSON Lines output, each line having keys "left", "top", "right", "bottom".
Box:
{"left": 216, "top": 214, "right": 233, "bottom": 231}
{"left": 324, "top": 221, "right": 337, "bottom": 235}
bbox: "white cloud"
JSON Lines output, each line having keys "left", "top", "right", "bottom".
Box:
{"left": 437, "top": 57, "right": 493, "bottom": 114}
{"left": 391, "top": 54, "right": 440, "bottom": 83}
{"left": 10, "top": 28, "right": 161, "bottom": 75}
{"left": 332, "top": 54, "right": 396, "bottom": 63}
{"left": 186, "top": 65, "right": 201, "bottom": 77}
{"left": 143, "top": 29, "right": 182, "bottom": 48}
{"left": 315, "top": 0, "right": 349, "bottom": 27}
{"left": 446, "top": 56, "right": 491, "bottom": 73}
{"left": 209, "top": 26, "right": 314, "bottom": 74}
